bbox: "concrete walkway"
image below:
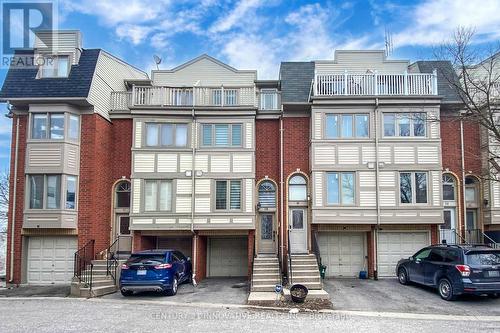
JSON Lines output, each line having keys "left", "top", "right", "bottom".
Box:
{"left": 0, "top": 284, "right": 70, "bottom": 297}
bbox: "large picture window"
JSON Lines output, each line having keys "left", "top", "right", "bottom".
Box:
{"left": 383, "top": 113, "right": 426, "bottom": 137}
{"left": 31, "top": 113, "right": 79, "bottom": 140}
{"left": 215, "top": 180, "right": 242, "bottom": 210}
{"left": 326, "top": 114, "right": 369, "bottom": 139}
{"left": 202, "top": 124, "right": 242, "bottom": 147}
{"left": 326, "top": 172, "right": 355, "bottom": 204}
{"left": 400, "top": 172, "right": 428, "bottom": 204}
{"left": 145, "top": 123, "right": 188, "bottom": 147}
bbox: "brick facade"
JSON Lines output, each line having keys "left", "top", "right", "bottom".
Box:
{"left": 6, "top": 115, "right": 27, "bottom": 284}
{"left": 194, "top": 235, "right": 207, "bottom": 282}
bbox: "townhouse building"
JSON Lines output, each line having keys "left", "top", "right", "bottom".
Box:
{"left": 3, "top": 30, "right": 498, "bottom": 295}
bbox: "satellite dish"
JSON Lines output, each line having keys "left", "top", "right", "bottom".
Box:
{"left": 153, "top": 55, "right": 162, "bottom": 70}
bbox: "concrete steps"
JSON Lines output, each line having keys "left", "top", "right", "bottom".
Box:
{"left": 251, "top": 255, "right": 281, "bottom": 292}
{"left": 289, "top": 254, "right": 322, "bottom": 290}
{"left": 70, "top": 259, "right": 118, "bottom": 298}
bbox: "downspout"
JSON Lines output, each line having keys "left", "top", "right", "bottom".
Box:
{"left": 191, "top": 87, "right": 197, "bottom": 281}
{"left": 460, "top": 118, "right": 466, "bottom": 240}
{"left": 279, "top": 109, "right": 284, "bottom": 268}
{"left": 374, "top": 98, "right": 380, "bottom": 280}
{"left": 10, "top": 114, "right": 19, "bottom": 283}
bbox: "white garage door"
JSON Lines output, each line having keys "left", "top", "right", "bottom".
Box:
{"left": 27, "top": 236, "right": 77, "bottom": 284}
{"left": 318, "top": 233, "right": 365, "bottom": 277}
{"left": 378, "top": 231, "right": 429, "bottom": 277}
{"left": 208, "top": 237, "right": 247, "bottom": 277}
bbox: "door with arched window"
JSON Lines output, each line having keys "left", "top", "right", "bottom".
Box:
{"left": 288, "top": 175, "right": 308, "bottom": 254}
{"left": 113, "top": 180, "right": 132, "bottom": 257}
{"left": 257, "top": 180, "right": 277, "bottom": 254}
{"left": 441, "top": 174, "right": 458, "bottom": 244}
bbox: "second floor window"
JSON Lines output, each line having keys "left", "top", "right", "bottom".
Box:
{"left": 144, "top": 180, "right": 172, "bottom": 211}
{"left": 384, "top": 113, "right": 426, "bottom": 137}
{"left": 326, "top": 114, "right": 369, "bottom": 138}
{"left": 400, "top": 172, "right": 428, "bottom": 204}
{"left": 327, "top": 172, "right": 355, "bottom": 204}
{"left": 202, "top": 124, "right": 242, "bottom": 147}
{"left": 145, "top": 123, "right": 188, "bottom": 147}
{"left": 28, "top": 174, "right": 77, "bottom": 210}
{"left": 31, "top": 113, "right": 79, "bottom": 140}
{"left": 260, "top": 89, "right": 278, "bottom": 110}
{"left": 215, "top": 180, "right": 241, "bottom": 210}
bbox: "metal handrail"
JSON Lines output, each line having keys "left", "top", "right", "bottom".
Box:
{"left": 440, "top": 228, "right": 469, "bottom": 245}
{"left": 312, "top": 231, "right": 322, "bottom": 268}
{"left": 105, "top": 236, "right": 122, "bottom": 284}
{"left": 287, "top": 227, "right": 292, "bottom": 285}
{"left": 73, "top": 239, "right": 95, "bottom": 294}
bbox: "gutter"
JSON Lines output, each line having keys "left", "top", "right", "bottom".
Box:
{"left": 9, "top": 112, "right": 19, "bottom": 283}
{"left": 191, "top": 90, "right": 197, "bottom": 281}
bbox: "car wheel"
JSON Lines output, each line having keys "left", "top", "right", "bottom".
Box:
{"left": 438, "top": 278, "right": 456, "bottom": 301}
{"left": 398, "top": 267, "right": 409, "bottom": 285}
{"left": 489, "top": 293, "right": 499, "bottom": 299}
{"left": 120, "top": 290, "right": 133, "bottom": 297}
{"left": 166, "top": 277, "right": 178, "bottom": 296}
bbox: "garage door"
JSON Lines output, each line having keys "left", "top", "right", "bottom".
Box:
{"left": 208, "top": 237, "right": 247, "bottom": 277}
{"left": 318, "top": 233, "right": 365, "bottom": 277}
{"left": 378, "top": 231, "right": 429, "bottom": 277}
{"left": 157, "top": 237, "right": 193, "bottom": 258}
{"left": 27, "top": 236, "right": 77, "bottom": 284}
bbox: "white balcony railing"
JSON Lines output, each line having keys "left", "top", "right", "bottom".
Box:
{"left": 314, "top": 70, "right": 438, "bottom": 97}
{"left": 112, "top": 86, "right": 256, "bottom": 109}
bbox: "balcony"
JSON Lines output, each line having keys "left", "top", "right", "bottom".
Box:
{"left": 314, "top": 71, "right": 438, "bottom": 97}
{"left": 110, "top": 86, "right": 256, "bottom": 111}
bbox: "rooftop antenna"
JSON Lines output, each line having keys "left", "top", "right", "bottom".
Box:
{"left": 384, "top": 28, "right": 393, "bottom": 57}
{"left": 153, "top": 55, "right": 162, "bottom": 70}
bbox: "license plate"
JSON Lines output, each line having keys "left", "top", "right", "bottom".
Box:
{"left": 137, "top": 269, "right": 147, "bottom": 276}
{"left": 486, "top": 271, "right": 500, "bottom": 277}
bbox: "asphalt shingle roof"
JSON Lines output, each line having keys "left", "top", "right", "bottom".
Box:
{"left": 0, "top": 49, "right": 100, "bottom": 99}
{"left": 279, "top": 62, "right": 314, "bottom": 103}
{"left": 409, "top": 60, "right": 462, "bottom": 103}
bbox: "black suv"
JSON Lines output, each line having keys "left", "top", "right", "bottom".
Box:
{"left": 396, "top": 244, "right": 500, "bottom": 300}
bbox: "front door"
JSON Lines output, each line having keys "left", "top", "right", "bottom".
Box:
{"left": 115, "top": 215, "right": 132, "bottom": 258}
{"left": 289, "top": 208, "right": 307, "bottom": 254}
{"left": 258, "top": 214, "right": 275, "bottom": 254}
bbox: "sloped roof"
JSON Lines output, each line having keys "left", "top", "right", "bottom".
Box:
{"left": 279, "top": 62, "right": 314, "bottom": 103}
{"left": 409, "top": 60, "right": 462, "bottom": 103}
{"left": 0, "top": 48, "right": 100, "bottom": 99}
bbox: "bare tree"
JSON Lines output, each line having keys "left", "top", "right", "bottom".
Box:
{"left": 0, "top": 170, "right": 8, "bottom": 233}
{"left": 435, "top": 27, "right": 500, "bottom": 178}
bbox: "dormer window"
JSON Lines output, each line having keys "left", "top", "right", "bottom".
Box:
{"left": 38, "top": 55, "right": 70, "bottom": 78}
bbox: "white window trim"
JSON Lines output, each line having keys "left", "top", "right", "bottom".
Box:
{"left": 37, "top": 54, "right": 71, "bottom": 79}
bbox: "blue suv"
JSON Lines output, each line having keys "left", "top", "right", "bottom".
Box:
{"left": 396, "top": 244, "right": 500, "bottom": 301}
{"left": 119, "top": 250, "right": 192, "bottom": 296}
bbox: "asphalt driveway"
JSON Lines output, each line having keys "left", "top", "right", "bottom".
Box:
{"left": 0, "top": 284, "right": 70, "bottom": 297}
{"left": 324, "top": 278, "right": 500, "bottom": 316}
{"left": 103, "top": 277, "right": 249, "bottom": 305}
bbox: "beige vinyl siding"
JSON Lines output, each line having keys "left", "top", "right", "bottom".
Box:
{"left": 152, "top": 56, "right": 256, "bottom": 86}
{"left": 315, "top": 146, "right": 336, "bottom": 165}
{"left": 179, "top": 154, "right": 193, "bottom": 172}
{"left": 361, "top": 146, "right": 375, "bottom": 164}
{"left": 431, "top": 171, "right": 441, "bottom": 206}
{"left": 314, "top": 172, "right": 323, "bottom": 207}
{"left": 232, "top": 154, "right": 253, "bottom": 173}
{"left": 134, "top": 122, "right": 142, "bottom": 148}
{"left": 195, "top": 154, "right": 209, "bottom": 172}
{"left": 314, "top": 112, "right": 322, "bottom": 139}
{"left": 315, "top": 51, "right": 409, "bottom": 75}
{"left": 378, "top": 146, "right": 392, "bottom": 163}
{"left": 176, "top": 179, "right": 192, "bottom": 195}
{"left": 338, "top": 146, "right": 360, "bottom": 164}
{"left": 379, "top": 172, "right": 396, "bottom": 187}
{"left": 359, "top": 191, "right": 376, "bottom": 206}
{"left": 132, "top": 179, "right": 141, "bottom": 213}
{"left": 358, "top": 172, "right": 376, "bottom": 187}
{"left": 493, "top": 182, "right": 500, "bottom": 208}
{"left": 210, "top": 155, "right": 231, "bottom": 173}
{"left": 379, "top": 191, "right": 396, "bottom": 206}
{"left": 88, "top": 51, "right": 147, "bottom": 120}
{"left": 195, "top": 198, "right": 211, "bottom": 213}
{"left": 195, "top": 179, "right": 211, "bottom": 194}
{"left": 27, "top": 146, "right": 62, "bottom": 167}
{"left": 176, "top": 196, "right": 192, "bottom": 213}
{"left": 245, "top": 122, "right": 253, "bottom": 149}
{"left": 393, "top": 147, "right": 415, "bottom": 164}
{"left": 157, "top": 154, "right": 178, "bottom": 172}
{"left": 417, "top": 146, "right": 439, "bottom": 164}
{"left": 26, "top": 143, "right": 80, "bottom": 175}
{"left": 134, "top": 154, "right": 155, "bottom": 173}
{"left": 245, "top": 179, "right": 253, "bottom": 213}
